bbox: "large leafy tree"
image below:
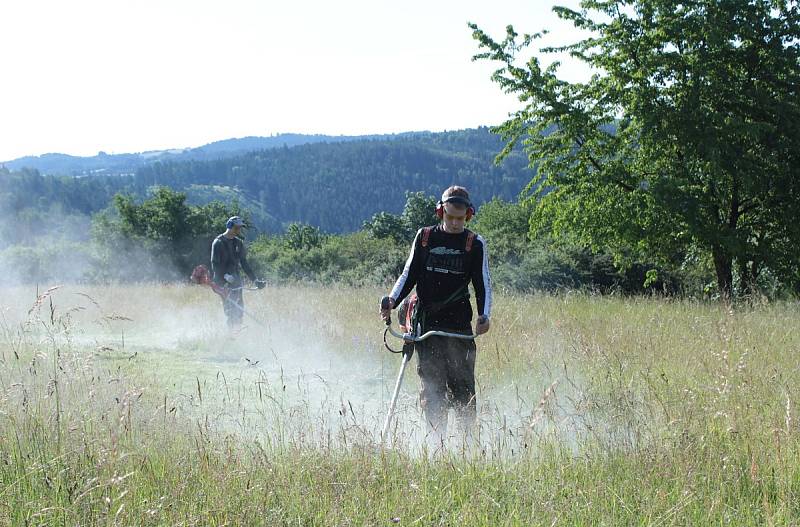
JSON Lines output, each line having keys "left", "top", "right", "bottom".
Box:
{"left": 472, "top": 0, "right": 800, "bottom": 298}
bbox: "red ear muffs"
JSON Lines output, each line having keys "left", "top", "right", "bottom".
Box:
{"left": 437, "top": 200, "right": 475, "bottom": 221}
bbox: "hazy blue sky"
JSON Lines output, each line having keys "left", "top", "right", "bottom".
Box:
{"left": 0, "top": 0, "right": 585, "bottom": 161}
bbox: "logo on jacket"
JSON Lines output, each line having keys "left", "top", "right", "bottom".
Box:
{"left": 425, "top": 248, "right": 466, "bottom": 275}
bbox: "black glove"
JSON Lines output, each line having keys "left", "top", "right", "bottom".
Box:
{"left": 255, "top": 279, "right": 266, "bottom": 289}
{"left": 402, "top": 341, "right": 414, "bottom": 359}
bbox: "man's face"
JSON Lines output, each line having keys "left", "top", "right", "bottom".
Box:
{"left": 231, "top": 224, "right": 243, "bottom": 237}
{"left": 442, "top": 202, "right": 467, "bottom": 233}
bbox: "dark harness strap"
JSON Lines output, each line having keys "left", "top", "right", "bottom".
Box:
{"left": 414, "top": 227, "right": 477, "bottom": 332}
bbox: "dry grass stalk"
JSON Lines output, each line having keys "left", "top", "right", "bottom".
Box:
{"left": 529, "top": 380, "right": 559, "bottom": 429}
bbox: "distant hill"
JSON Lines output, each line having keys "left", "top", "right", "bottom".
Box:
{"left": 130, "top": 128, "right": 534, "bottom": 232}
{"left": 3, "top": 151, "right": 144, "bottom": 177}
{"left": 1, "top": 133, "right": 404, "bottom": 176}
{"left": 1, "top": 127, "right": 536, "bottom": 234}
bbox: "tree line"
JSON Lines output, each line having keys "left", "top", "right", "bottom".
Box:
{"left": 0, "top": 182, "right": 754, "bottom": 298}
{"left": 2, "top": 0, "right": 797, "bottom": 300}
{"left": 131, "top": 128, "right": 531, "bottom": 232}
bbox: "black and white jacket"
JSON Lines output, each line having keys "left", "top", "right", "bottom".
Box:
{"left": 390, "top": 225, "right": 492, "bottom": 332}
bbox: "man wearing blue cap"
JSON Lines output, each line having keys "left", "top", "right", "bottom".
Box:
{"left": 210, "top": 216, "right": 263, "bottom": 328}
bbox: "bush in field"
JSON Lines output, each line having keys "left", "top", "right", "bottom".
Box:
{"left": 472, "top": 198, "right": 687, "bottom": 293}
{"left": 362, "top": 212, "right": 407, "bottom": 243}
{"left": 81, "top": 183, "right": 708, "bottom": 294}
{"left": 0, "top": 240, "right": 94, "bottom": 285}
{"left": 283, "top": 222, "right": 326, "bottom": 251}
{"left": 470, "top": 197, "right": 532, "bottom": 261}
{"left": 400, "top": 191, "right": 440, "bottom": 234}
{"left": 255, "top": 195, "right": 698, "bottom": 293}
{"left": 363, "top": 191, "right": 439, "bottom": 243}
{"left": 91, "top": 187, "right": 246, "bottom": 282}
{"left": 249, "top": 230, "right": 407, "bottom": 286}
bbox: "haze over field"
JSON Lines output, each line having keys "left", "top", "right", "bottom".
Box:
{"left": 0, "top": 283, "right": 572, "bottom": 452}
{"left": 3, "top": 281, "right": 800, "bottom": 523}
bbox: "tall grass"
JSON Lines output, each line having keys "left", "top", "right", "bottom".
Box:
{"left": 1, "top": 284, "right": 799, "bottom": 525}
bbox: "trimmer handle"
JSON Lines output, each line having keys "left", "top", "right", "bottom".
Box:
{"left": 380, "top": 296, "right": 392, "bottom": 326}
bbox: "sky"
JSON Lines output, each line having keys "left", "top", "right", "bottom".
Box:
{"left": 0, "top": 0, "right": 585, "bottom": 161}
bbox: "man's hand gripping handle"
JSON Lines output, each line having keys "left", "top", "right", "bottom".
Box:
{"left": 380, "top": 296, "right": 395, "bottom": 326}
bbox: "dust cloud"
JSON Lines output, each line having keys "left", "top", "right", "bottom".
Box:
{"left": 0, "top": 281, "right": 574, "bottom": 457}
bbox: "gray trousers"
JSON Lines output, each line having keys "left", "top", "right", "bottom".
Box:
{"left": 222, "top": 287, "right": 244, "bottom": 327}
{"left": 415, "top": 334, "right": 477, "bottom": 436}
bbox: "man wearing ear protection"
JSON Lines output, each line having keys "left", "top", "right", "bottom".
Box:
{"left": 211, "top": 216, "right": 263, "bottom": 328}
{"left": 380, "top": 185, "right": 492, "bottom": 440}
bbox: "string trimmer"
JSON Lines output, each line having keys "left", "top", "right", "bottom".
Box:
{"left": 379, "top": 295, "right": 478, "bottom": 441}
{"left": 191, "top": 265, "right": 268, "bottom": 328}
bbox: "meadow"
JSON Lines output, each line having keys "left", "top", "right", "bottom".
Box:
{"left": 1, "top": 283, "right": 799, "bottom": 525}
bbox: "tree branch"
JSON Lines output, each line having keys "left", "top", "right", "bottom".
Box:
{"left": 575, "top": 134, "right": 635, "bottom": 192}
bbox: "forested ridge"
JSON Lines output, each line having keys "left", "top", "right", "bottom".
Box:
{"left": 134, "top": 129, "right": 530, "bottom": 232}
{"left": 1, "top": 133, "right": 389, "bottom": 175}
{"left": 1, "top": 127, "right": 531, "bottom": 234}
{"left": 0, "top": 127, "right": 555, "bottom": 290}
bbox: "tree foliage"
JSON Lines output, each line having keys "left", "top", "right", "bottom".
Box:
{"left": 472, "top": 0, "right": 800, "bottom": 298}
{"left": 470, "top": 198, "right": 533, "bottom": 260}
{"left": 283, "top": 223, "right": 325, "bottom": 250}
{"left": 249, "top": 230, "right": 408, "bottom": 286}
{"left": 133, "top": 129, "right": 530, "bottom": 232}
{"left": 401, "top": 192, "right": 440, "bottom": 234}
{"left": 92, "top": 187, "right": 246, "bottom": 282}
{"left": 363, "top": 191, "right": 439, "bottom": 242}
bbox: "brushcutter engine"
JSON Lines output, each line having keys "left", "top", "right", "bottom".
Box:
{"left": 191, "top": 264, "right": 266, "bottom": 293}
{"left": 190, "top": 264, "right": 212, "bottom": 286}
{"left": 190, "top": 264, "right": 227, "bottom": 298}
{"left": 379, "top": 295, "right": 417, "bottom": 332}
{"left": 396, "top": 294, "right": 417, "bottom": 333}
{"left": 380, "top": 294, "right": 419, "bottom": 354}
{"left": 191, "top": 264, "right": 271, "bottom": 329}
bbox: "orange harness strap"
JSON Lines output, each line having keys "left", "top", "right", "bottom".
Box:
{"left": 465, "top": 231, "right": 475, "bottom": 252}
{"left": 420, "top": 227, "right": 433, "bottom": 248}
{"left": 422, "top": 227, "right": 476, "bottom": 252}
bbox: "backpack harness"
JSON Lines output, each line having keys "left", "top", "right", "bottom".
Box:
{"left": 420, "top": 226, "right": 475, "bottom": 252}
{"left": 405, "top": 227, "right": 476, "bottom": 335}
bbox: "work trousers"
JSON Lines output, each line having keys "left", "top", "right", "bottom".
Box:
{"left": 415, "top": 334, "right": 477, "bottom": 438}
{"left": 222, "top": 287, "right": 244, "bottom": 327}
